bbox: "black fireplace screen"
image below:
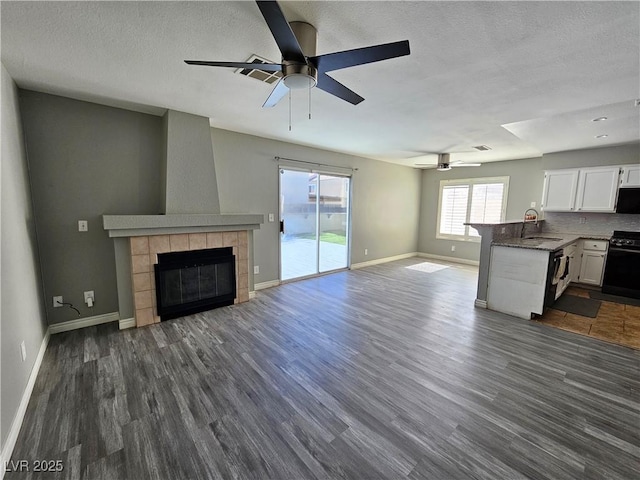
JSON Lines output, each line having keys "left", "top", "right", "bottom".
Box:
{"left": 154, "top": 247, "right": 236, "bottom": 321}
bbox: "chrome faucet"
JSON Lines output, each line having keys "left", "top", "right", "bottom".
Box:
{"left": 521, "top": 208, "right": 540, "bottom": 238}
{"left": 524, "top": 208, "right": 539, "bottom": 225}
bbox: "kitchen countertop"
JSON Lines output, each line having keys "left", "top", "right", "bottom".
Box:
{"left": 492, "top": 233, "right": 611, "bottom": 252}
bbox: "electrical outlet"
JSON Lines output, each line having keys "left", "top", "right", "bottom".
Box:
{"left": 268, "top": 213, "right": 275, "bottom": 222}
{"left": 530, "top": 201, "right": 536, "bottom": 208}
{"left": 451, "top": 245, "right": 456, "bottom": 252}
{"left": 579, "top": 217, "right": 586, "bottom": 224}
{"left": 501, "top": 227, "right": 506, "bottom": 234}
{"left": 364, "top": 248, "right": 368, "bottom": 256}
{"left": 53, "top": 296, "right": 63, "bottom": 307}
{"left": 254, "top": 265, "right": 260, "bottom": 275}
{"left": 20, "top": 341, "right": 26, "bottom": 362}
{"left": 84, "top": 290, "right": 95, "bottom": 307}
{"left": 78, "top": 220, "right": 88, "bottom": 232}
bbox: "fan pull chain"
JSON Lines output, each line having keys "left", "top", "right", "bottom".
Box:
{"left": 308, "top": 78, "right": 312, "bottom": 120}
{"left": 288, "top": 89, "right": 292, "bottom": 131}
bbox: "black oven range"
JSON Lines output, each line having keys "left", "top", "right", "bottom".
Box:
{"left": 602, "top": 231, "right": 640, "bottom": 299}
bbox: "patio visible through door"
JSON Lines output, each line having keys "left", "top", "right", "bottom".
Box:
{"left": 280, "top": 168, "right": 350, "bottom": 281}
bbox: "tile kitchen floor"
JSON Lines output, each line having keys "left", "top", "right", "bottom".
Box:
{"left": 537, "top": 286, "right": 640, "bottom": 349}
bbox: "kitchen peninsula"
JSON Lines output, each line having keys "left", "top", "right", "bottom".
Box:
{"left": 468, "top": 220, "right": 610, "bottom": 319}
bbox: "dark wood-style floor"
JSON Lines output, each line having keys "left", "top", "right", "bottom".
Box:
{"left": 7, "top": 259, "right": 640, "bottom": 479}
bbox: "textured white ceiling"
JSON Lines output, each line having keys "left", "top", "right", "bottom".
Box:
{"left": 2, "top": 1, "right": 639, "bottom": 168}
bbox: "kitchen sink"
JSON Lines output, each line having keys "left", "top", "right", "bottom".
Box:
{"left": 523, "top": 236, "right": 563, "bottom": 241}
{"left": 515, "top": 236, "right": 564, "bottom": 246}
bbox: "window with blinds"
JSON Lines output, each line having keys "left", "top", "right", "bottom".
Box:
{"left": 437, "top": 177, "right": 509, "bottom": 240}
{"left": 439, "top": 185, "right": 469, "bottom": 236}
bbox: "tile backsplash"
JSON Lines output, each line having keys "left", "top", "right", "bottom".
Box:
{"left": 543, "top": 212, "right": 640, "bottom": 235}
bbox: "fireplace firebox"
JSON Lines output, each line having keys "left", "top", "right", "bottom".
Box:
{"left": 154, "top": 247, "right": 236, "bottom": 321}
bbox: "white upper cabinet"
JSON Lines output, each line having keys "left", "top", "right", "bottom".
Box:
{"left": 542, "top": 165, "right": 627, "bottom": 213}
{"left": 620, "top": 164, "right": 640, "bottom": 187}
{"left": 541, "top": 169, "right": 579, "bottom": 211}
{"left": 574, "top": 166, "right": 620, "bottom": 212}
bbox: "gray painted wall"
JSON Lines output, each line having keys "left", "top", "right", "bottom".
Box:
{"left": 19, "top": 91, "right": 163, "bottom": 324}
{"left": 1, "top": 65, "right": 48, "bottom": 450}
{"left": 419, "top": 157, "right": 543, "bottom": 261}
{"left": 419, "top": 143, "right": 640, "bottom": 262}
{"left": 211, "top": 128, "right": 421, "bottom": 284}
{"left": 541, "top": 143, "right": 639, "bottom": 171}
{"left": 163, "top": 110, "right": 220, "bottom": 214}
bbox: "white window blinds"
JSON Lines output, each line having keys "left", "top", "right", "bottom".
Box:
{"left": 439, "top": 185, "right": 469, "bottom": 236}
{"left": 468, "top": 183, "right": 505, "bottom": 236}
{"left": 437, "top": 177, "right": 509, "bottom": 240}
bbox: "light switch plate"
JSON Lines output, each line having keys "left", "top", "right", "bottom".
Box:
{"left": 78, "top": 220, "right": 88, "bottom": 232}
{"left": 268, "top": 213, "right": 275, "bottom": 222}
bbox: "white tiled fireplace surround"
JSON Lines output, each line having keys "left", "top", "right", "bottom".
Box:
{"left": 130, "top": 231, "right": 249, "bottom": 327}
{"left": 103, "top": 214, "right": 263, "bottom": 328}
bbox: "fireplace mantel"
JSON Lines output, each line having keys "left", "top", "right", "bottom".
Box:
{"left": 103, "top": 213, "right": 263, "bottom": 328}
{"left": 103, "top": 213, "right": 263, "bottom": 237}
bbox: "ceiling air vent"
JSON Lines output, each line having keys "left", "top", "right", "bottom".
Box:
{"left": 472, "top": 145, "right": 492, "bottom": 151}
{"left": 235, "top": 55, "right": 282, "bottom": 84}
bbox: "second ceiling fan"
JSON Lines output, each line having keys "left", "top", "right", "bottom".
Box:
{"left": 415, "top": 153, "right": 482, "bottom": 171}
{"left": 185, "top": 0, "right": 410, "bottom": 107}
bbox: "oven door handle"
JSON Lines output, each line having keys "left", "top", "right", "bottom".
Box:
{"left": 609, "top": 248, "right": 640, "bottom": 254}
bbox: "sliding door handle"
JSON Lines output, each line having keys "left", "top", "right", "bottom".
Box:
{"left": 280, "top": 220, "right": 285, "bottom": 234}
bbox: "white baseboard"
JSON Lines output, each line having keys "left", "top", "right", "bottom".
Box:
{"left": 417, "top": 252, "right": 480, "bottom": 267}
{"left": 474, "top": 299, "right": 488, "bottom": 308}
{"left": 119, "top": 317, "right": 135, "bottom": 330}
{"left": 350, "top": 252, "right": 418, "bottom": 270}
{"left": 1, "top": 330, "right": 50, "bottom": 478}
{"left": 48, "top": 311, "right": 119, "bottom": 334}
{"left": 254, "top": 280, "right": 281, "bottom": 291}
{"left": 249, "top": 291, "right": 256, "bottom": 299}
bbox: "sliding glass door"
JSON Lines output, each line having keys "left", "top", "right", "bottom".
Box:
{"left": 280, "top": 169, "right": 318, "bottom": 280}
{"left": 318, "top": 174, "right": 350, "bottom": 273}
{"left": 280, "top": 168, "right": 350, "bottom": 281}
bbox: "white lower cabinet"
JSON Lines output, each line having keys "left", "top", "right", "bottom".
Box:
{"left": 576, "top": 239, "right": 608, "bottom": 286}
{"left": 487, "top": 246, "right": 551, "bottom": 319}
{"left": 567, "top": 245, "right": 581, "bottom": 283}
{"left": 579, "top": 252, "right": 606, "bottom": 286}
{"left": 557, "top": 242, "right": 579, "bottom": 298}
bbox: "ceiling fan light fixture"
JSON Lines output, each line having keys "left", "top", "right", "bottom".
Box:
{"left": 283, "top": 73, "right": 316, "bottom": 89}
{"left": 282, "top": 62, "right": 317, "bottom": 89}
